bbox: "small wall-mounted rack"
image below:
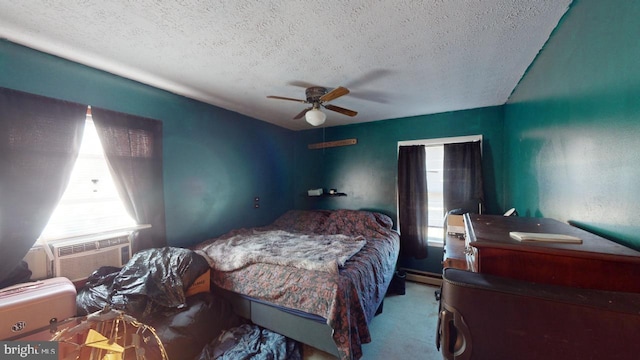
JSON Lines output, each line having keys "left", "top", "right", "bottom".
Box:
{"left": 321, "top": 192, "right": 347, "bottom": 197}
{"left": 308, "top": 138, "right": 357, "bottom": 150}
{"left": 308, "top": 193, "right": 347, "bottom": 198}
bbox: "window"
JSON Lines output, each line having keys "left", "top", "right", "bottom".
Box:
{"left": 398, "top": 135, "right": 482, "bottom": 246}
{"left": 38, "top": 107, "right": 137, "bottom": 242}
{"left": 425, "top": 145, "right": 444, "bottom": 243}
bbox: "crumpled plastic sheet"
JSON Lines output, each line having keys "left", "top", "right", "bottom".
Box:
{"left": 197, "top": 324, "right": 302, "bottom": 360}
{"left": 77, "top": 247, "right": 210, "bottom": 319}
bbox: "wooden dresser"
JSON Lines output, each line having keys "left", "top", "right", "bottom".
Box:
{"left": 445, "top": 214, "right": 640, "bottom": 293}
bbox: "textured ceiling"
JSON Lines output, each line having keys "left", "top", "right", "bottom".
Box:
{"left": 0, "top": 1, "right": 572, "bottom": 130}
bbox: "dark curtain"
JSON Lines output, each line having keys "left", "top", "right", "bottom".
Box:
{"left": 443, "top": 141, "right": 484, "bottom": 214}
{"left": 91, "top": 107, "right": 167, "bottom": 253}
{"left": 397, "top": 145, "right": 429, "bottom": 259}
{"left": 0, "top": 88, "right": 86, "bottom": 284}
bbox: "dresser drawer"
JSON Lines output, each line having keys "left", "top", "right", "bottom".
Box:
{"left": 442, "top": 234, "right": 468, "bottom": 270}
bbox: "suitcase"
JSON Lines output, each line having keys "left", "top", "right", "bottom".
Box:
{"left": 0, "top": 277, "right": 77, "bottom": 341}
{"left": 438, "top": 268, "right": 640, "bottom": 360}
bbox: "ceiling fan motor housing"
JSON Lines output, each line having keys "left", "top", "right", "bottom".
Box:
{"left": 305, "top": 86, "right": 328, "bottom": 103}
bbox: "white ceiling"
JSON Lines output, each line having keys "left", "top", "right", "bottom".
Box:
{"left": 0, "top": 1, "right": 572, "bottom": 131}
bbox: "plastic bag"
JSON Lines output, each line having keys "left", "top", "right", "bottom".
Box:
{"left": 76, "top": 266, "right": 121, "bottom": 314}
{"left": 77, "top": 247, "right": 210, "bottom": 318}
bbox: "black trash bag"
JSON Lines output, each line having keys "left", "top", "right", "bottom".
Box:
{"left": 110, "top": 247, "right": 210, "bottom": 317}
{"left": 76, "top": 247, "right": 210, "bottom": 319}
{"left": 0, "top": 261, "right": 32, "bottom": 289}
{"left": 76, "top": 266, "right": 121, "bottom": 315}
{"left": 144, "top": 291, "right": 246, "bottom": 360}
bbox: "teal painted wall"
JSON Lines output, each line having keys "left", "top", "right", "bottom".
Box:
{"left": 293, "top": 106, "right": 504, "bottom": 272}
{"left": 9, "top": 0, "right": 637, "bottom": 273}
{"left": 504, "top": 0, "right": 640, "bottom": 250}
{"left": 0, "top": 40, "right": 294, "bottom": 248}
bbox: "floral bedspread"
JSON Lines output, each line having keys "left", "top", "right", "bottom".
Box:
{"left": 193, "top": 209, "right": 400, "bottom": 360}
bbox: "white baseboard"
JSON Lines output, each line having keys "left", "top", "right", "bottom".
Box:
{"left": 400, "top": 268, "right": 443, "bottom": 287}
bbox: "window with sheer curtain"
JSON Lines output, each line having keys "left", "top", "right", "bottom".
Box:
{"left": 1, "top": 88, "right": 166, "bottom": 286}
{"left": 38, "top": 109, "right": 138, "bottom": 242}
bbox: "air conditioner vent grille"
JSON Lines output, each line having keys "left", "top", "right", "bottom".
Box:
{"left": 58, "top": 246, "right": 74, "bottom": 257}
{"left": 98, "top": 239, "right": 110, "bottom": 248}
{"left": 98, "top": 236, "right": 128, "bottom": 248}
{"left": 52, "top": 235, "right": 131, "bottom": 281}
{"left": 55, "top": 236, "right": 129, "bottom": 257}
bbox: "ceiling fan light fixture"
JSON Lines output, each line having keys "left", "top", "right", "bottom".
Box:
{"left": 305, "top": 108, "right": 326, "bottom": 126}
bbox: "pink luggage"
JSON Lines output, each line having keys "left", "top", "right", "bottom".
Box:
{"left": 0, "top": 277, "right": 77, "bottom": 340}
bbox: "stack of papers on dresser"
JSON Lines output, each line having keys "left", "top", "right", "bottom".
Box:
{"left": 509, "top": 232, "right": 583, "bottom": 244}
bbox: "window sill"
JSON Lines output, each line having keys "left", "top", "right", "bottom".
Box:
{"left": 428, "top": 239, "right": 444, "bottom": 248}
{"left": 38, "top": 224, "right": 151, "bottom": 244}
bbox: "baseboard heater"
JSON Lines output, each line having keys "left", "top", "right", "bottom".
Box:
{"left": 400, "top": 268, "right": 443, "bottom": 287}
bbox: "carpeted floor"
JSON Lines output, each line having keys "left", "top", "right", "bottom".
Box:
{"left": 303, "top": 281, "right": 442, "bottom": 360}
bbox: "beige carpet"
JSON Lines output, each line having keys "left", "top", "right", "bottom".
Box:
{"left": 303, "top": 281, "right": 442, "bottom": 360}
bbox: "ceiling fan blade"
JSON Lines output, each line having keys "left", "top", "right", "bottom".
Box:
{"left": 267, "top": 95, "right": 307, "bottom": 103}
{"left": 324, "top": 104, "right": 358, "bottom": 117}
{"left": 288, "top": 80, "right": 319, "bottom": 89}
{"left": 319, "top": 86, "right": 349, "bottom": 102}
{"left": 293, "top": 107, "right": 312, "bottom": 119}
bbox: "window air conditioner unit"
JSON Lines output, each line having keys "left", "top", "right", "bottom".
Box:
{"left": 50, "top": 236, "right": 131, "bottom": 281}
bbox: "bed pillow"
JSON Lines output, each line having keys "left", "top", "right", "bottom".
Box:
{"left": 373, "top": 212, "right": 394, "bottom": 229}
{"left": 270, "top": 209, "right": 332, "bottom": 233}
{"left": 323, "top": 209, "right": 394, "bottom": 238}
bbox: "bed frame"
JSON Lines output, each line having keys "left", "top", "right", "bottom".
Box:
{"left": 215, "top": 286, "right": 340, "bottom": 357}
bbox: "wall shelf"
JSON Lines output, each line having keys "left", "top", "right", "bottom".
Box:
{"left": 308, "top": 193, "right": 347, "bottom": 198}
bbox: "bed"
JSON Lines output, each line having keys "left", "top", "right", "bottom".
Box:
{"left": 193, "top": 209, "right": 400, "bottom": 360}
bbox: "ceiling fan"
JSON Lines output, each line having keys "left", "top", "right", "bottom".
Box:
{"left": 267, "top": 86, "right": 358, "bottom": 126}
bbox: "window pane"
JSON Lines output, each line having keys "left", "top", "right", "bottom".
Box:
{"left": 425, "top": 145, "right": 444, "bottom": 228}
{"left": 39, "top": 115, "right": 136, "bottom": 241}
